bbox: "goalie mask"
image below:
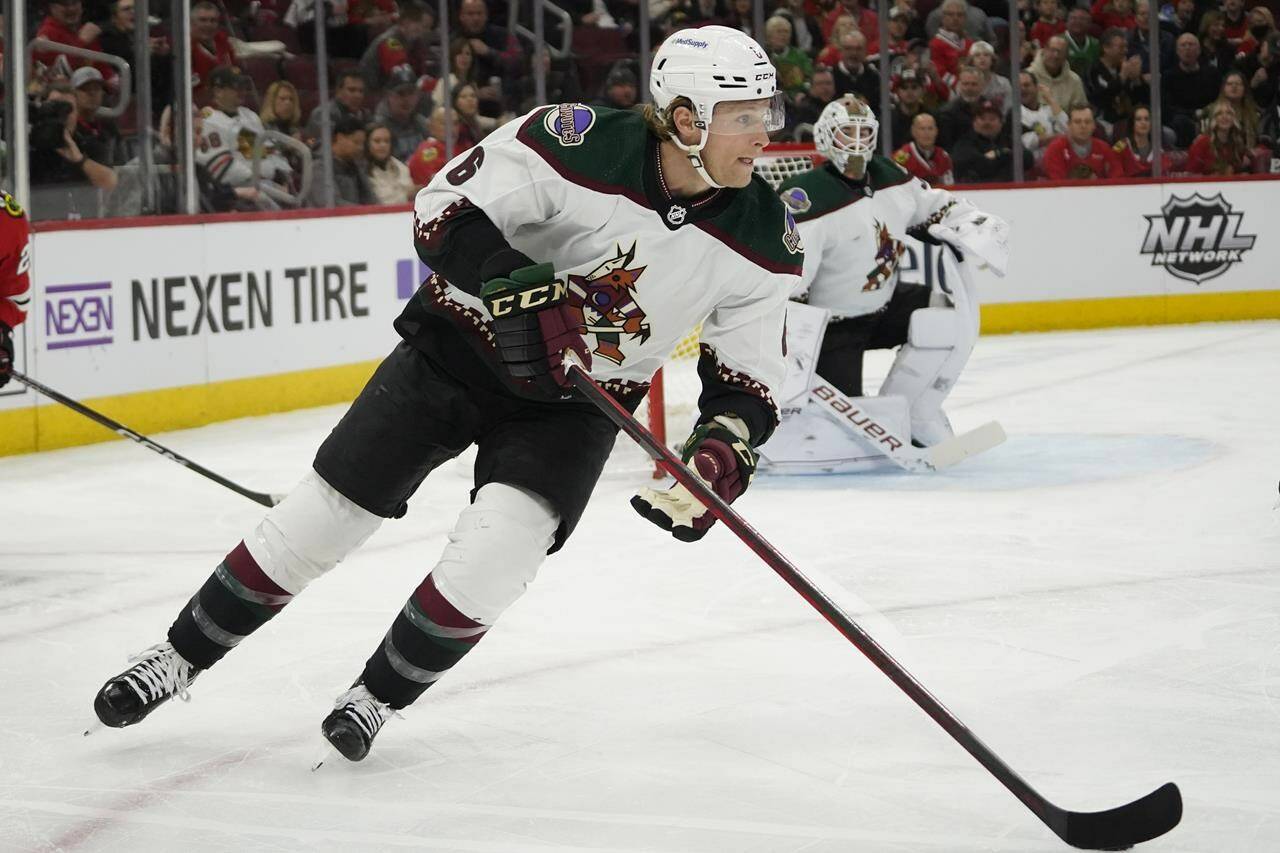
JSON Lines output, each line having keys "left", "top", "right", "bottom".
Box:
{"left": 650, "top": 26, "right": 785, "bottom": 188}
{"left": 814, "top": 95, "right": 879, "bottom": 174}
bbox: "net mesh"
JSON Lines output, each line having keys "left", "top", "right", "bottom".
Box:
{"left": 613, "top": 147, "right": 821, "bottom": 479}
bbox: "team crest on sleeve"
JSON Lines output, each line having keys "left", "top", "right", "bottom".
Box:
{"left": 783, "top": 210, "right": 804, "bottom": 255}
{"left": 779, "top": 186, "right": 811, "bottom": 215}
{"left": 544, "top": 103, "right": 596, "bottom": 146}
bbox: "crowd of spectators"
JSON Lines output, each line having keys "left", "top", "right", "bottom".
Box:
{"left": 18, "top": 0, "right": 1280, "bottom": 221}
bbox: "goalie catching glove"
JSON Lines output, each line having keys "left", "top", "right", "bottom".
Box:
{"left": 480, "top": 262, "right": 591, "bottom": 399}
{"left": 632, "top": 415, "right": 757, "bottom": 542}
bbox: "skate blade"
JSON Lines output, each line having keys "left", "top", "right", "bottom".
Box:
{"left": 311, "top": 743, "right": 340, "bottom": 771}
{"left": 83, "top": 720, "right": 106, "bottom": 737}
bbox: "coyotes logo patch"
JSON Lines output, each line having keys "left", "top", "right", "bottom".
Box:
{"left": 863, "top": 220, "right": 904, "bottom": 292}
{"left": 567, "top": 243, "right": 650, "bottom": 365}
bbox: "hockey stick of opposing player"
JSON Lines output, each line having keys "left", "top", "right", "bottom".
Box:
{"left": 9, "top": 370, "right": 282, "bottom": 508}
{"left": 568, "top": 364, "right": 1181, "bottom": 850}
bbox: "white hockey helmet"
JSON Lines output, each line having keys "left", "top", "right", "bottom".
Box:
{"left": 650, "top": 26, "right": 785, "bottom": 187}
{"left": 813, "top": 95, "right": 879, "bottom": 173}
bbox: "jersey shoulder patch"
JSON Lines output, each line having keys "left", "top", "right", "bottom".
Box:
{"left": 703, "top": 175, "right": 804, "bottom": 275}
{"left": 516, "top": 104, "right": 646, "bottom": 196}
{"left": 776, "top": 165, "right": 850, "bottom": 222}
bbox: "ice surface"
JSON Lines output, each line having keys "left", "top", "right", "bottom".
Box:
{"left": 2, "top": 321, "right": 1278, "bottom": 852}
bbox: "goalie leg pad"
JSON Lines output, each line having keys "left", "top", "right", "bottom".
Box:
{"left": 879, "top": 305, "right": 976, "bottom": 446}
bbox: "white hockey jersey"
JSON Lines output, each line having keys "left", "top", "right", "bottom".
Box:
{"left": 778, "top": 156, "right": 970, "bottom": 319}
{"left": 403, "top": 104, "right": 803, "bottom": 439}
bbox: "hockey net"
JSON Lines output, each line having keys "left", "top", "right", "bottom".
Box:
{"left": 613, "top": 145, "right": 823, "bottom": 479}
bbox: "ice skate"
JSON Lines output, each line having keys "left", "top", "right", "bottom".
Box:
{"left": 93, "top": 642, "right": 199, "bottom": 728}
{"left": 321, "top": 683, "right": 397, "bottom": 762}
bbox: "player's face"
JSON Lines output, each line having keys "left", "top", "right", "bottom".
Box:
{"left": 702, "top": 100, "right": 776, "bottom": 187}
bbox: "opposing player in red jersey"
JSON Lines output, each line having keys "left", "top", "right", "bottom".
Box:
{"left": 0, "top": 191, "right": 32, "bottom": 389}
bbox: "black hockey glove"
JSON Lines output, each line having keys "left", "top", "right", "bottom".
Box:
{"left": 0, "top": 323, "right": 13, "bottom": 389}
{"left": 631, "top": 415, "right": 758, "bottom": 542}
{"left": 480, "top": 262, "right": 591, "bottom": 399}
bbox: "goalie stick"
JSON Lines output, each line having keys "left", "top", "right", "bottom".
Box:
{"left": 10, "top": 370, "right": 282, "bottom": 508}
{"left": 807, "top": 381, "right": 1007, "bottom": 473}
{"left": 569, "top": 364, "right": 1181, "bottom": 850}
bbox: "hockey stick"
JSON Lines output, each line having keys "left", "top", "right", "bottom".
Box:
{"left": 568, "top": 364, "right": 1181, "bottom": 850}
{"left": 807, "top": 381, "right": 1006, "bottom": 473}
{"left": 9, "top": 370, "right": 282, "bottom": 508}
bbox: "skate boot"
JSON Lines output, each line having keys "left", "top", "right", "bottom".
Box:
{"left": 321, "top": 683, "right": 397, "bottom": 761}
{"left": 94, "top": 642, "right": 199, "bottom": 727}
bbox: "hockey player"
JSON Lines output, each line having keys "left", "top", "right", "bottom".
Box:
{"left": 92, "top": 27, "right": 802, "bottom": 761}
{"left": 767, "top": 95, "right": 1006, "bottom": 468}
{"left": 0, "top": 191, "right": 32, "bottom": 390}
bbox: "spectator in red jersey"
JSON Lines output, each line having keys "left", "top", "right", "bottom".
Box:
{"left": 1187, "top": 101, "right": 1254, "bottom": 174}
{"left": 929, "top": 0, "right": 973, "bottom": 91}
{"left": 1042, "top": 105, "right": 1125, "bottom": 179}
{"left": 33, "top": 0, "right": 115, "bottom": 83}
{"left": 359, "top": 2, "right": 437, "bottom": 91}
{"left": 1029, "top": 0, "right": 1065, "bottom": 48}
{"left": 1112, "top": 105, "right": 1174, "bottom": 176}
{"left": 190, "top": 0, "right": 237, "bottom": 97}
{"left": 823, "top": 0, "right": 879, "bottom": 44}
{"left": 1089, "top": 0, "right": 1135, "bottom": 33}
{"left": 1220, "top": 0, "right": 1248, "bottom": 48}
{"left": 893, "top": 112, "right": 954, "bottom": 184}
{"left": 0, "top": 191, "right": 31, "bottom": 389}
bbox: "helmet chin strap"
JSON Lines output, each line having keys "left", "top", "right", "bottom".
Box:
{"left": 672, "top": 126, "right": 724, "bottom": 190}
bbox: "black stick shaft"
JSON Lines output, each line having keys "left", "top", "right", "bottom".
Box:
{"left": 10, "top": 371, "right": 278, "bottom": 508}
{"left": 568, "top": 366, "right": 1063, "bottom": 836}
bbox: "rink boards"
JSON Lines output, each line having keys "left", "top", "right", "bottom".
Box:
{"left": 2, "top": 177, "right": 1277, "bottom": 457}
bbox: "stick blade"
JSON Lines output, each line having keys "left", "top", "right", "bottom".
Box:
{"left": 927, "top": 421, "right": 1006, "bottom": 470}
{"left": 1054, "top": 782, "right": 1182, "bottom": 850}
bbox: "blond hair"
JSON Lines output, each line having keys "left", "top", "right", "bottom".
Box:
{"left": 639, "top": 96, "right": 693, "bottom": 141}
{"left": 260, "top": 80, "right": 302, "bottom": 128}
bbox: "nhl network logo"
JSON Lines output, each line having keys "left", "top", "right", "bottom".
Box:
{"left": 1139, "top": 193, "right": 1256, "bottom": 284}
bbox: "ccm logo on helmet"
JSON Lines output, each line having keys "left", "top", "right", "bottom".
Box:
{"left": 754, "top": 73, "right": 771, "bottom": 80}
{"left": 487, "top": 281, "right": 570, "bottom": 317}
